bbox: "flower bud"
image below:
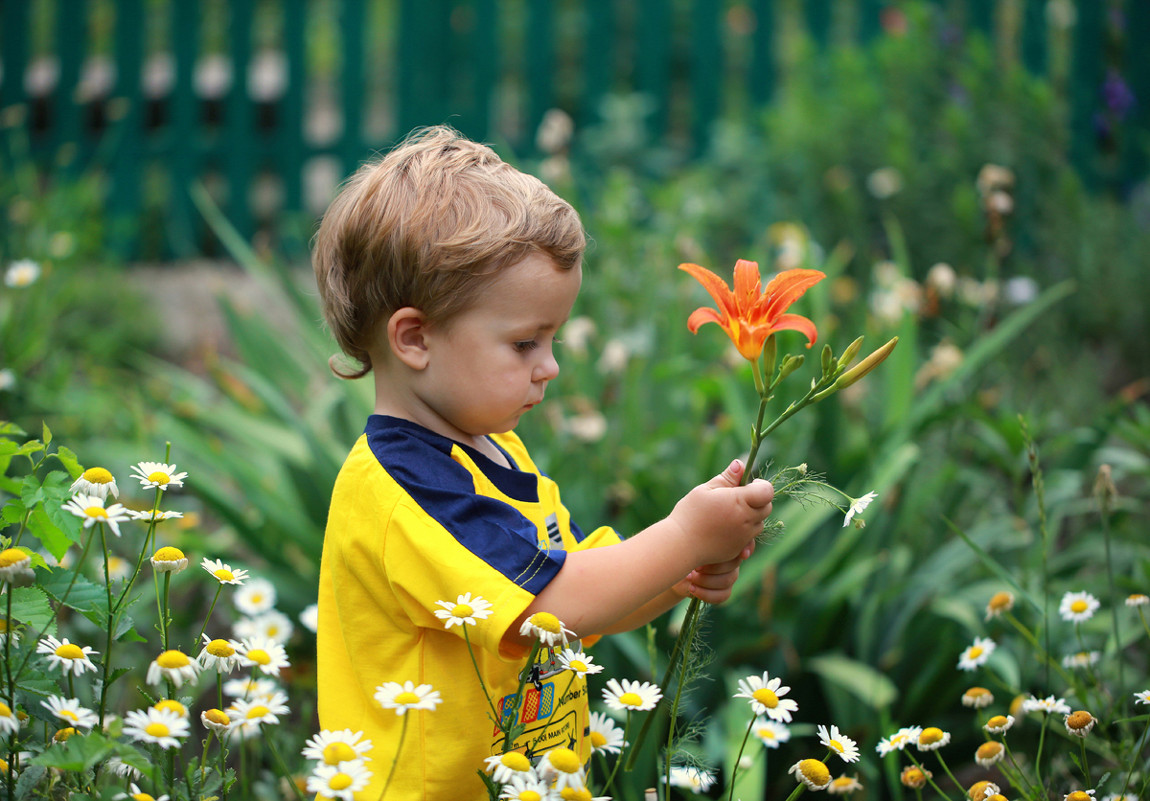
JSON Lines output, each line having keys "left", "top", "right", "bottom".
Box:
{"left": 836, "top": 336, "right": 865, "bottom": 371}
{"left": 778, "top": 354, "right": 804, "bottom": 381}
{"left": 812, "top": 337, "right": 898, "bottom": 401}
{"left": 820, "top": 344, "right": 834, "bottom": 378}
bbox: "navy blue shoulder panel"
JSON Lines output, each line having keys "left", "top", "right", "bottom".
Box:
{"left": 363, "top": 416, "right": 564, "bottom": 595}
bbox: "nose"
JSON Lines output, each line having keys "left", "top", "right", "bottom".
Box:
{"left": 534, "top": 349, "right": 560, "bottom": 382}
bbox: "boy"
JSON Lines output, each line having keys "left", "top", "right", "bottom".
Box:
{"left": 313, "top": 126, "right": 774, "bottom": 799}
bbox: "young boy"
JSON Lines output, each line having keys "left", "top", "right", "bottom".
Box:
{"left": 313, "top": 126, "right": 774, "bottom": 799}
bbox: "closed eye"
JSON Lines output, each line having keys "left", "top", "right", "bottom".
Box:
{"left": 513, "top": 340, "right": 539, "bottom": 353}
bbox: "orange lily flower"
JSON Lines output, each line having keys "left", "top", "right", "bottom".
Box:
{"left": 679, "top": 259, "right": 826, "bottom": 361}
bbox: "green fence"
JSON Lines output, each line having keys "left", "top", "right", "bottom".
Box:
{"left": 1, "top": 0, "right": 1146, "bottom": 259}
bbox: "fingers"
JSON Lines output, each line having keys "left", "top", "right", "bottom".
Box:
{"left": 686, "top": 562, "right": 741, "bottom": 604}
{"left": 707, "top": 459, "right": 746, "bottom": 489}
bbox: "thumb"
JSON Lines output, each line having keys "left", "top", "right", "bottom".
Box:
{"left": 707, "top": 459, "right": 745, "bottom": 489}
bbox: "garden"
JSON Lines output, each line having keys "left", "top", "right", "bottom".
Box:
{"left": 1, "top": 2, "right": 1149, "bottom": 799}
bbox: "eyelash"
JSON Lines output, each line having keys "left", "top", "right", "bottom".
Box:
{"left": 513, "top": 340, "right": 539, "bottom": 353}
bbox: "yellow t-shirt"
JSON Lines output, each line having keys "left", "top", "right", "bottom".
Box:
{"left": 317, "top": 416, "right": 619, "bottom": 800}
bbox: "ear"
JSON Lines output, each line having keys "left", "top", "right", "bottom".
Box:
{"left": 387, "top": 307, "right": 432, "bottom": 370}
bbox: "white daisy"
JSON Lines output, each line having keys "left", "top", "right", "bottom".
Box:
{"left": 734, "top": 671, "right": 799, "bottom": 722}
{"left": 306, "top": 762, "right": 372, "bottom": 801}
{"left": 300, "top": 603, "right": 319, "bottom": 633}
{"left": 68, "top": 467, "right": 119, "bottom": 499}
{"left": 0, "top": 549, "right": 32, "bottom": 582}
{"left": 200, "top": 708, "right": 233, "bottom": 733}
{"left": 961, "top": 687, "right": 994, "bottom": 708}
{"left": 752, "top": 717, "right": 791, "bottom": 749}
{"left": 916, "top": 727, "right": 951, "bottom": 751}
{"left": 665, "top": 764, "right": 716, "bottom": 792}
{"left": 818, "top": 724, "right": 861, "bottom": 763}
{"left": 197, "top": 636, "right": 240, "bottom": 673}
{"left": 588, "top": 711, "right": 626, "bottom": 755}
{"left": 131, "top": 461, "right": 188, "bottom": 490}
{"left": 62, "top": 494, "right": 130, "bottom": 537}
{"left": 876, "top": 726, "right": 922, "bottom": 756}
{"left": 843, "top": 491, "right": 878, "bottom": 527}
{"left": 601, "top": 678, "right": 662, "bottom": 712}
{"left": 433, "top": 592, "right": 494, "bottom": 629}
{"left": 146, "top": 649, "right": 200, "bottom": 687}
{"left": 235, "top": 610, "right": 294, "bottom": 644}
{"left": 105, "top": 756, "right": 142, "bottom": 779}
{"left": 37, "top": 635, "right": 99, "bottom": 676}
{"left": 827, "top": 775, "right": 864, "bottom": 795}
{"left": 1134, "top": 690, "right": 1150, "bottom": 705}
{"left": 230, "top": 691, "right": 290, "bottom": 726}
{"left": 233, "top": 577, "right": 277, "bottom": 615}
{"left": 1126, "top": 594, "right": 1149, "bottom": 607}
{"left": 41, "top": 696, "right": 97, "bottom": 730}
{"left": 113, "top": 783, "right": 169, "bottom": 801}
{"left": 975, "top": 741, "right": 1005, "bottom": 767}
{"left": 1059, "top": 591, "right": 1101, "bottom": 623}
{"left": 1063, "top": 651, "right": 1101, "bottom": 669}
{"left": 957, "top": 637, "right": 996, "bottom": 671}
{"left": 126, "top": 509, "right": 183, "bottom": 522}
{"left": 150, "top": 546, "right": 188, "bottom": 573}
{"left": 201, "top": 557, "right": 249, "bottom": 586}
{"left": 374, "top": 680, "right": 442, "bottom": 715}
{"left": 499, "top": 772, "right": 554, "bottom": 800}
{"left": 1064, "top": 711, "right": 1097, "bottom": 737}
{"left": 557, "top": 648, "right": 604, "bottom": 677}
{"left": 5, "top": 259, "right": 40, "bottom": 288}
{"left": 519, "top": 611, "right": 576, "bottom": 647}
{"left": 790, "top": 759, "right": 832, "bottom": 790}
{"left": 122, "top": 707, "right": 191, "bottom": 749}
{"left": 538, "top": 746, "right": 585, "bottom": 791}
{"left": 152, "top": 699, "right": 189, "bottom": 719}
{"left": 1022, "top": 694, "right": 1071, "bottom": 715}
{"left": 234, "top": 636, "right": 290, "bottom": 676}
{"left": 0, "top": 702, "right": 18, "bottom": 736}
{"left": 984, "top": 715, "right": 1014, "bottom": 735}
{"left": 301, "top": 729, "right": 373, "bottom": 767}
{"left": 223, "top": 676, "right": 279, "bottom": 699}
{"left": 483, "top": 750, "right": 535, "bottom": 784}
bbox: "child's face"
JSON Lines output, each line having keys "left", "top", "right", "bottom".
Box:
{"left": 416, "top": 252, "right": 581, "bottom": 441}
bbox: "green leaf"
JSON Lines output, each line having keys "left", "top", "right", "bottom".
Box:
{"left": 29, "top": 730, "right": 115, "bottom": 772}
{"left": 2, "top": 499, "right": 27, "bottom": 525}
{"left": 13, "top": 764, "right": 47, "bottom": 800}
{"left": 26, "top": 507, "right": 73, "bottom": 564}
{"left": 808, "top": 652, "right": 898, "bottom": 710}
{"left": 53, "top": 445, "right": 82, "bottom": 479}
{"left": 37, "top": 569, "right": 108, "bottom": 623}
{"left": 9, "top": 585, "right": 56, "bottom": 633}
{"left": 0, "top": 422, "right": 28, "bottom": 438}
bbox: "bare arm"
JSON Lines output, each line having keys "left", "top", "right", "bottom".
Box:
{"left": 504, "top": 461, "right": 773, "bottom": 648}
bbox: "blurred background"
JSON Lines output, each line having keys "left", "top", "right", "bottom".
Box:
{"left": 2, "top": 1, "right": 1149, "bottom": 798}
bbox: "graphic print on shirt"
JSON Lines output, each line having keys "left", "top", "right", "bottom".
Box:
{"left": 490, "top": 642, "right": 587, "bottom": 758}
{"left": 544, "top": 512, "right": 564, "bottom": 549}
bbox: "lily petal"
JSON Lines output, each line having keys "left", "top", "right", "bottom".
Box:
{"left": 686, "top": 306, "right": 726, "bottom": 334}
{"left": 679, "top": 263, "right": 738, "bottom": 321}
{"left": 760, "top": 269, "right": 827, "bottom": 321}
{"left": 769, "top": 313, "right": 819, "bottom": 348}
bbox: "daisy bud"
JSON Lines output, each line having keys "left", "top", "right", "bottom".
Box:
{"left": 1064, "top": 710, "right": 1096, "bottom": 737}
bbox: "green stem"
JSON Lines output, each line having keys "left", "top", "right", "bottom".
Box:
{"left": 1078, "top": 737, "right": 1091, "bottom": 787}
{"left": 1118, "top": 718, "right": 1149, "bottom": 799}
{"left": 380, "top": 714, "right": 410, "bottom": 801}
{"left": 727, "top": 715, "right": 757, "bottom": 801}
{"left": 1100, "top": 492, "right": 1125, "bottom": 706}
{"left": 265, "top": 726, "right": 305, "bottom": 801}
{"left": 157, "top": 571, "right": 172, "bottom": 651}
{"left": 1138, "top": 608, "right": 1150, "bottom": 643}
{"left": 501, "top": 640, "right": 542, "bottom": 751}
{"left": 462, "top": 625, "right": 502, "bottom": 728}
{"left": 602, "top": 711, "right": 631, "bottom": 794}
{"left": 905, "top": 751, "right": 958, "bottom": 801}
{"left": 1002, "top": 738, "right": 1040, "bottom": 798}
{"left": 195, "top": 585, "right": 224, "bottom": 652}
{"left": 98, "top": 524, "right": 114, "bottom": 730}
{"left": 1034, "top": 713, "right": 1049, "bottom": 791}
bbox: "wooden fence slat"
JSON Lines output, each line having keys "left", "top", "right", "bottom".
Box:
{"left": 636, "top": 0, "right": 671, "bottom": 137}
{"left": 690, "top": 0, "right": 722, "bottom": 154}
{"left": 53, "top": 0, "right": 87, "bottom": 171}
{"left": 168, "top": 0, "right": 200, "bottom": 256}
{"left": 582, "top": 0, "right": 615, "bottom": 127}
{"left": 0, "top": 2, "right": 30, "bottom": 114}
{"left": 340, "top": 0, "right": 367, "bottom": 174}
{"left": 750, "top": 0, "right": 776, "bottom": 104}
{"left": 472, "top": 0, "right": 498, "bottom": 142}
{"left": 280, "top": 0, "right": 307, "bottom": 215}
{"left": 225, "top": 0, "right": 256, "bottom": 240}
{"left": 805, "top": 0, "right": 835, "bottom": 46}
{"left": 526, "top": 0, "right": 555, "bottom": 145}
{"left": 1020, "top": 0, "right": 1046, "bottom": 75}
{"left": 1069, "top": 0, "right": 1107, "bottom": 189}
{"left": 109, "top": 0, "right": 145, "bottom": 257}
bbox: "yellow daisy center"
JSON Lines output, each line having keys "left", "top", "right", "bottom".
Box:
{"left": 323, "top": 742, "right": 358, "bottom": 765}
{"left": 519, "top": 792, "right": 543, "bottom": 801}
{"left": 500, "top": 751, "right": 531, "bottom": 772}
{"left": 561, "top": 790, "right": 592, "bottom": 801}
{"left": 247, "top": 649, "right": 271, "bottom": 665}
{"left": 0, "top": 549, "right": 28, "bottom": 568}
{"left": 131, "top": 793, "right": 155, "bottom": 801}
{"left": 901, "top": 767, "right": 926, "bottom": 787}
{"left": 967, "top": 781, "right": 994, "bottom": 801}
{"left": 207, "top": 639, "right": 235, "bottom": 657}
{"left": 976, "top": 742, "right": 1003, "bottom": 759}
{"left": 828, "top": 738, "right": 845, "bottom": 753}
{"left": 145, "top": 722, "right": 171, "bottom": 738}
{"left": 569, "top": 659, "right": 588, "bottom": 672}
{"left": 156, "top": 650, "right": 190, "bottom": 669}
{"left": 250, "top": 593, "right": 265, "bottom": 605}
{"left": 54, "top": 727, "right": 76, "bottom": 742}
{"left": 0, "top": 703, "right": 10, "bottom": 717}
{"left": 920, "top": 727, "right": 945, "bottom": 745}
{"left": 329, "top": 773, "right": 353, "bottom": 791}
{"left": 214, "top": 568, "right": 234, "bottom": 581}
{"left": 393, "top": 691, "right": 420, "bottom": 705}
{"left": 451, "top": 603, "right": 473, "bottom": 618}
{"left": 1070, "top": 599, "right": 1088, "bottom": 613}
{"left": 55, "top": 643, "right": 85, "bottom": 660}
{"left": 757, "top": 727, "right": 776, "bottom": 740}
{"left": 967, "top": 646, "right": 983, "bottom": 659}
{"left": 589, "top": 731, "right": 607, "bottom": 748}
{"left": 1066, "top": 794, "right": 1091, "bottom": 801}
{"left": 752, "top": 688, "right": 779, "bottom": 708}
{"left": 1066, "top": 711, "right": 1094, "bottom": 730}
{"left": 529, "top": 612, "right": 562, "bottom": 632}
{"left": 147, "top": 471, "right": 172, "bottom": 484}
{"left": 0, "top": 620, "right": 7, "bottom": 632}
{"left": 890, "top": 733, "right": 908, "bottom": 745}
{"left": 154, "top": 546, "right": 184, "bottom": 562}
{"left": 154, "top": 700, "right": 186, "bottom": 716}
{"left": 204, "top": 709, "right": 230, "bottom": 726}
{"left": 58, "top": 709, "right": 78, "bottom": 721}
{"left": 85, "top": 506, "right": 107, "bottom": 519}
{"left": 548, "top": 747, "right": 581, "bottom": 774}
{"left": 619, "top": 692, "right": 642, "bottom": 707}
{"left": 987, "top": 715, "right": 1008, "bottom": 728}
{"left": 798, "top": 759, "right": 830, "bottom": 784}
{"left": 246, "top": 706, "right": 270, "bottom": 720}
{"left": 82, "top": 467, "right": 115, "bottom": 484}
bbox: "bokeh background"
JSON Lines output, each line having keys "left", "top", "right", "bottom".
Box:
{"left": 2, "top": 1, "right": 1149, "bottom": 798}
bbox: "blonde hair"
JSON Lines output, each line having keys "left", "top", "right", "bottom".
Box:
{"left": 312, "top": 126, "right": 585, "bottom": 378}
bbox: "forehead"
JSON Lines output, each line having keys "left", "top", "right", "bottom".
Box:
{"left": 465, "top": 252, "right": 582, "bottom": 321}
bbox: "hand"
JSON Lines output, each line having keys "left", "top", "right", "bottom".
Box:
{"left": 674, "top": 540, "right": 757, "bottom": 605}
{"left": 668, "top": 460, "right": 774, "bottom": 565}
